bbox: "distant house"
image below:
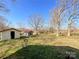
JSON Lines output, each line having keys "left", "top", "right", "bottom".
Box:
{"left": 0, "top": 28, "right": 21, "bottom": 40}
{"left": 21, "top": 29, "right": 33, "bottom": 37}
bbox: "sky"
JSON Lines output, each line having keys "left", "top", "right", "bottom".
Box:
{"left": 3, "top": 0, "right": 56, "bottom": 28}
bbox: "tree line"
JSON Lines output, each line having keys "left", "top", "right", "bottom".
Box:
{"left": 28, "top": 0, "right": 79, "bottom": 37}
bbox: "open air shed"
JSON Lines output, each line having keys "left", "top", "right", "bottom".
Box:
{"left": 0, "top": 28, "right": 21, "bottom": 40}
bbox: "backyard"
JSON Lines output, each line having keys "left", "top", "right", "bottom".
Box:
{"left": 0, "top": 34, "right": 79, "bottom": 59}
{"left": 0, "top": 0, "right": 79, "bottom": 59}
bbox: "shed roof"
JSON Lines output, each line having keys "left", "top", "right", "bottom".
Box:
{"left": 0, "top": 28, "right": 21, "bottom": 32}
{"left": 23, "top": 29, "right": 33, "bottom": 33}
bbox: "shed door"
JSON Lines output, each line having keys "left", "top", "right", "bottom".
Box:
{"left": 11, "top": 31, "right": 15, "bottom": 39}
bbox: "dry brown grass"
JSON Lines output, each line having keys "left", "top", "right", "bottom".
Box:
{"left": 28, "top": 34, "right": 79, "bottom": 50}
{"left": 0, "top": 39, "right": 27, "bottom": 59}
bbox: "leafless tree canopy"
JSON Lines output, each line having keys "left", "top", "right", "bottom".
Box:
{"left": 0, "top": 16, "right": 8, "bottom": 30}
{"left": 29, "top": 14, "right": 44, "bottom": 31}
{"left": 49, "top": 0, "right": 79, "bottom": 36}
{"left": 0, "top": 0, "right": 16, "bottom": 30}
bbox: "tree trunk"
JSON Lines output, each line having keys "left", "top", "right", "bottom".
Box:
{"left": 68, "top": 23, "right": 71, "bottom": 36}
{"left": 67, "top": 20, "right": 71, "bottom": 37}
{"left": 68, "top": 28, "right": 71, "bottom": 36}
{"left": 57, "top": 29, "right": 59, "bottom": 36}
{"left": 56, "top": 26, "right": 59, "bottom": 37}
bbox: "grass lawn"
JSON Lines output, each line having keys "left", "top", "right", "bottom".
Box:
{"left": 5, "top": 45, "right": 79, "bottom": 59}
{"left": 0, "top": 34, "right": 79, "bottom": 59}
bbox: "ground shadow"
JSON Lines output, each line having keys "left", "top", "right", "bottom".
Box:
{"left": 4, "top": 45, "right": 79, "bottom": 59}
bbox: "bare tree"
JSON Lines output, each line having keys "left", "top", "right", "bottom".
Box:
{"left": 49, "top": 19, "right": 54, "bottom": 33}
{"left": 50, "top": 8, "right": 62, "bottom": 36}
{"left": 66, "top": 0, "right": 79, "bottom": 36}
{"left": 51, "top": 0, "right": 79, "bottom": 36}
{"left": 0, "top": 0, "right": 15, "bottom": 12}
{"left": 29, "top": 14, "right": 44, "bottom": 34}
{"left": 49, "top": 0, "right": 69, "bottom": 36}
{"left": 49, "top": 0, "right": 78, "bottom": 36}
{"left": 0, "top": 0, "right": 16, "bottom": 30}
{"left": 0, "top": 16, "right": 8, "bottom": 30}
{"left": 58, "top": 0, "right": 79, "bottom": 36}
